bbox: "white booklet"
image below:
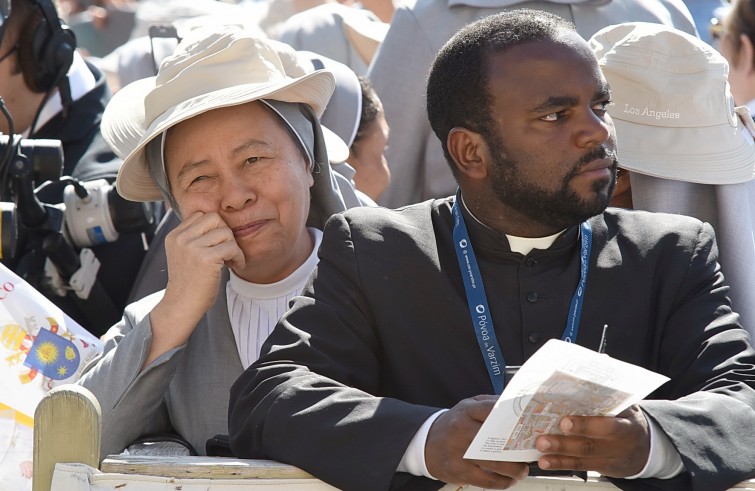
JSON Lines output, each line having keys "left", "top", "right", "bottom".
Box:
{"left": 464, "top": 339, "right": 669, "bottom": 462}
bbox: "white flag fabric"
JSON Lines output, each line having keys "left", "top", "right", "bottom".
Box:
{"left": 0, "top": 262, "right": 102, "bottom": 491}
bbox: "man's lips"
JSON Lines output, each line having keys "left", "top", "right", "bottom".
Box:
{"left": 576, "top": 157, "right": 614, "bottom": 177}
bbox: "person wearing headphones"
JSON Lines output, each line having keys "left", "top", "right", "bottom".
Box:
{"left": 0, "top": 0, "right": 152, "bottom": 337}
{"left": 0, "top": 0, "right": 117, "bottom": 178}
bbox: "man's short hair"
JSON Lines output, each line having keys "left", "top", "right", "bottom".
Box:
{"left": 426, "top": 9, "right": 575, "bottom": 173}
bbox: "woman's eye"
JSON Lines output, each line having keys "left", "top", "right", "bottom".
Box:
{"left": 245, "top": 156, "right": 259, "bottom": 165}
{"left": 189, "top": 175, "right": 209, "bottom": 186}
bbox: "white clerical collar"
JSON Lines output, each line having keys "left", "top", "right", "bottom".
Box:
{"left": 228, "top": 228, "right": 323, "bottom": 300}
{"left": 26, "top": 51, "right": 96, "bottom": 135}
{"left": 505, "top": 232, "right": 562, "bottom": 256}
{"left": 460, "top": 195, "right": 563, "bottom": 256}
{"left": 447, "top": 0, "right": 609, "bottom": 8}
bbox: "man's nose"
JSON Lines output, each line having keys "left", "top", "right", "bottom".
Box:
{"left": 575, "top": 110, "right": 612, "bottom": 149}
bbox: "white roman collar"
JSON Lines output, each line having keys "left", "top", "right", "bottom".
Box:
{"left": 460, "top": 195, "right": 563, "bottom": 256}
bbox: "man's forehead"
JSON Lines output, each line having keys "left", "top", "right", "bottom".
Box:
{"left": 485, "top": 34, "right": 606, "bottom": 105}
{"left": 487, "top": 29, "right": 596, "bottom": 71}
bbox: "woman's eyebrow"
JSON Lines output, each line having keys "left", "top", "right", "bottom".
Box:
{"left": 176, "top": 139, "right": 274, "bottom": 180}
{"left": 176, "top": 159, "right": 210, "bottom": 180}
{"left": 230, "top": 138, "right": 272, "bottom": 158}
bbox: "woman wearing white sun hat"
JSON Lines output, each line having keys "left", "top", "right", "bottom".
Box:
{"left": 121, "top": 38, "right": 379, "bottom": 305}
{"left": 77, "top": 25, "right": 361, "bottom": 459}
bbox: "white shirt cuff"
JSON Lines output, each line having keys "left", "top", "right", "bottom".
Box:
{"left": 625, "top": 412, "right": 685, "bottom": 480}
{"left": 397, "top": 409, "right": 448, "bottom": 479}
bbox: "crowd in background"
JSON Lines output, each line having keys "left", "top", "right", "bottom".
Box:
{"left": 3, "top": 0, "right": 755, "bottom": 489}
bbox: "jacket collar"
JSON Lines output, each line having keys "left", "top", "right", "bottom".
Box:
{"left": 456, "top": 194, "right": 580, "bottom": 257}
{"left": 33, "top": 60, "right": 110, "bottom": 143}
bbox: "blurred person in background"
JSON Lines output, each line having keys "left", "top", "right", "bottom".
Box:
{"left": 0, "top": 0, "right": 114, "bottom": 174}
{"left": 94, "top": 12, "right": 267, "bottom": 93}
{"left": 719, "top": 0, "right": 755, "bottom": 110}
{"left": 60, "top": 0, "right": 138, "bottom": 58}
{"left": 276, "top": 3, "right": 389, "bottom": 76}
{"left": 347, "top": 75, "right": 390, "bottom": 201}
{"left": 684, "top": 0, "right": 728, "bottom": 44}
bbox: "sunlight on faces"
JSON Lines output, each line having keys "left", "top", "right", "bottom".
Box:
{"left": 164, "top": 101, "right": 315, "bottom": 284}
{"left": 484, "top": 31, "right": 617, "bottom": 231}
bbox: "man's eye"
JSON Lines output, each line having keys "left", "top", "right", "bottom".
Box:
{"left": 541, "top": 111, "right": 565, "bottom": 122}
{"left": 245, "top": 156, "right": 259, "bottom": 165}
{"left": 593, "top": 101, "right": 613, "bottom": 115}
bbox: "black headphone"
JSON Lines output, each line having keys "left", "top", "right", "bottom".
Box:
{"left": 17, "top": 0, "right": 76, "bottom": 94}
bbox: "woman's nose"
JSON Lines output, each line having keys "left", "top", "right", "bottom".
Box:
{"left": 221, "top": 177, "right": 257, "bottom": 210}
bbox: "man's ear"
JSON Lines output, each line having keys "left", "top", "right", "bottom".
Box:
{"left": 447, "top": 127, "right": 488, "bottom": 180}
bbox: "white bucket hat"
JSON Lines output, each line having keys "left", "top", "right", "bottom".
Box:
{"left": 590, "top": 22, "right": 755, "bottom": 185}
{"left": 102, "top": 25, "right": 336, "bottom": 202}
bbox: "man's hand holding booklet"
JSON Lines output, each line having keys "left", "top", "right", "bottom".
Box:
{"left": 464, "top": 339, "right": 669, "bottom": 463}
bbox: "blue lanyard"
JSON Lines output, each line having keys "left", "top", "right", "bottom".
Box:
{"left": 451, "top": 194, "right": 593, "bottom": 395}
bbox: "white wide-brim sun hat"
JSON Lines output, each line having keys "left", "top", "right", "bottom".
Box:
{"left": 590, "top": 22, "right": 755, "bottom": 185}
{"left": 102, "top": 25, "right": 336, "bottom": 202}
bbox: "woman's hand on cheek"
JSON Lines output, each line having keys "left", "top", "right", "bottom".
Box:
{"left": 146, "top": 211, "right": 244, "bottom": 366}
{"left": 164, "top": 211, "right": 244, "bottom": 312}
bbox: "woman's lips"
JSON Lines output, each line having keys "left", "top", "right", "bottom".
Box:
{"left": 232, "top": 219, "right": 269, "bottom": 238}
